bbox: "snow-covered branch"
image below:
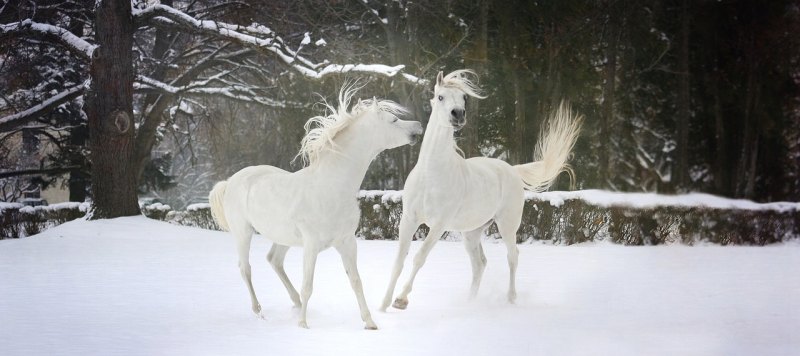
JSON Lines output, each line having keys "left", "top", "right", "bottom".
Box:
{"left": 134, "top": 75, "right": 302, "bottom": 108}
{"left": 359, "top": 0, "right": 389, "bottom": 25}
{"left": 133, "top": 4, "right": 427, "bottom": 85}
{"left": 0, "top": 84, "right": 86, "bottom": 132}
{"left": 0, "top": 20, "right": 96, "bottom": 60}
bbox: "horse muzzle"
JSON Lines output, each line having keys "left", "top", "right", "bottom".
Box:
{"left": 451, "top": 120, "right": 466, "bottom": 131}
{"left": 408, "top": 124, "right": 424, "bottom": 145}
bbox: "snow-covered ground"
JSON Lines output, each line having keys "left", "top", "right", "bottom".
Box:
{"left": 1, "top": 217, "right": 798, "bottom": 356}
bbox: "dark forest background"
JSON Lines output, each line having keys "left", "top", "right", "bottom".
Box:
{"left": 1, "top": 0, "right": 799, "bottom": 210}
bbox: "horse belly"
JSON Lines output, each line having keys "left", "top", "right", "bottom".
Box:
{"left": 451, "top": 195, "right": 500, "bottom": 231}
{"left": 251, "top": 220, "right": 303, "bottom": 247}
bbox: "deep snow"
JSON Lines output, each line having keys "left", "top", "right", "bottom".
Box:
{"left": 1, "top": 216, "right": 798, "bottom": 356}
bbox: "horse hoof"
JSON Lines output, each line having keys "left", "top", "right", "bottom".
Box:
{"left": 392, "top": 298, "right": 408, "bottom": 310}
{"left": 252, "top": 304, "right": 262, "bottom": 315}
{"left": 298, "top": 321, "right": 309, "bottom": 329}
{"left": 365, "top": 322, "right": 378, "bottom": 330}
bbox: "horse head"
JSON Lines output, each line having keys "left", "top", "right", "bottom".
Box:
{"left": 431, "top": 70, "right": 486, "bottom": 131}
{"left": 348, "top": 96, "right": 423, "bottom": 152}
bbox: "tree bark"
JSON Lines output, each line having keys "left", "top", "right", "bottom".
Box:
{"left": 675, "top": 0, "right": 691, "bottom": 191}
{"left": 601, "top": 13, "right": 618, "bottom": 188}
{"left": 132, "top": 0, "right": 174, "bottom": 183}
{"left": 711, "top": 67, "right": 728, "bottom": 196}
{"left": 68, "top": 123, "right": 88, "bottom": 202}
{"left": 86, "top": 0, "right": 140, "bottom": 218}
{"left": 462, "top": 0, "right": 489, "bottom": 158}
{"left": 735, "top": 35, "right": 761, "bottom": 199}
{"left": 513, "top": 69, "right": 527, "bottom": 164}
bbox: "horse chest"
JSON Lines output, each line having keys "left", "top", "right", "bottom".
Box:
{"left": 407, "top": 174, "right": 463, "bottom": 221}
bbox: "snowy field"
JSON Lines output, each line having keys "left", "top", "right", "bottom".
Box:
{"left": 1, "top": 217, "right": 798, "bottom": 356}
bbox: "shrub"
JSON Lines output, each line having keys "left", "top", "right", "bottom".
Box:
{"left": 2, "top": 191, "right": 798, "bottom": 245}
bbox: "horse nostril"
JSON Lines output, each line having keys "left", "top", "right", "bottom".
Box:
{"left": 451, "top": 109, "right": 465, "bottom": 120}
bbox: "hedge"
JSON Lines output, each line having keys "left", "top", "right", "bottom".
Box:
{"left": 0, "top": 202, "right": 90, "bottom": 238}
{"left": 2, "top": 191, "right": 798, "bottom": 245}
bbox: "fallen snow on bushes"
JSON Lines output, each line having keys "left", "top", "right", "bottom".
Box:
{"left": 0, "top": 216, "right": 798, "bottom": 356}
{"left": 531, "top": 190, "right": 800, "bottom": 212}
{"left": 360, "top": 189, "right": 800, "bottom": 212}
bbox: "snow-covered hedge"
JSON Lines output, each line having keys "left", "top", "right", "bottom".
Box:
{"left": 163, "top": 203, "right": 220, "bottom": 231}
{"left": 357, "top": 190, "right": 800, "bottom": 245}
{"left": 3, "top": 191, "right": 799, "bottom": 244}
{"left": 0, "top": 202, "right": 90, "bottom": 238}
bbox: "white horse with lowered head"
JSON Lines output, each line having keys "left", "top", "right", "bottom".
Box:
{"left": 382, "top": 70, "right": 582, "bottom": 311}
{"left": 209, "top": 83, "right": 423, "bottom": 329}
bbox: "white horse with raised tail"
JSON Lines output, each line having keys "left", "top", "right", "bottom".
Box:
{"left": 209, "top": 82, "right": 423, "bottom": 329}
{"left": 381, "top": 70, "right": 582, "bottom": 311}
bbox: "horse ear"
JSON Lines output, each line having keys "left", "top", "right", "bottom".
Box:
{"left": 436, "top": 71, "right": 444, "bottom": 87}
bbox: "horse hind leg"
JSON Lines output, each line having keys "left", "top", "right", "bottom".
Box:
{"left": 335, "top": 237, "right": 378, "bottom": 330}
{"left": 232, "top": 223, "right": 262, "bottom": 315}
{"left": 496, "top": 216, "right": 521, "bottom": 304}
{"left": 462, "top": 228, "right": 487, "bottom": 299}
{"left": 267, "top": 244, "right": 301, "bottom": 308}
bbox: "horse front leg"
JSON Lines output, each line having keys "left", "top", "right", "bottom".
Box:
{"left": 381, "top": 214, "right": 418, "bottom": 311}
{"left": 394, "top": 226, "right": 445, "bottom": 310}
{"left": 335, "top": 237, "right": 378, "bottom": 330}
{"left": 298, "top": 245, "right": 320, "bottom": 328}
{"left": 232, "top": 224, "right": 261, "bottom": 316}
{"left": 496, "top": 215, "right": 521, "bottom": 304}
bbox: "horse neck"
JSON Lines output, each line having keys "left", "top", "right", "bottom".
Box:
{"left": 310, "top": 133, "right": 378, "bottom": 195}
{"left": 418, "top": 111, "right": 462, "bottom": 169}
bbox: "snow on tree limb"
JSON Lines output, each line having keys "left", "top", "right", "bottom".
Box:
{"left": 132, "top": 4, "right": 428, "bottom": 85}
{"left": 134, "top": 75, "right": 303, "bottom": 108}
{"left": 0, "top": 84, "right": 86, "bottom": 132}
{"left": 0, "top": 20, "right": 96, "bottom": 60}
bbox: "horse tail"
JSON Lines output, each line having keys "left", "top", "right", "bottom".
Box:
{"left": 209, "top": 181, "right": 230, "bottom": 231}
{"left": 514, "top": 101, "right": 583, "bottom": 192}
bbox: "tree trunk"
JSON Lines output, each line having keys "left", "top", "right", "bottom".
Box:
{"left": 735, "top": 38, "right": 760, "bottom": 199}
{"left": 133, "top": 0, "right": 174, "bottom": 183}
{"left": 601, "top": 13, "right": 618, "bottom": 188}
{"left": 462, "top": 0, "right": 489, "bottom": 158}
{"left": 676, "top": 0, "right": 691, "bottom": 191}
{"left": 68, "top": 123, "right": 88, "bottom": 202}
{"left": 86, "top": 0, "right": 139, "bottom": 218}
{"left": 711, "top": 67, "right": 728, "bottom": 196}
{"left": 513, "top": 69, "right": 527, "bottom": 164}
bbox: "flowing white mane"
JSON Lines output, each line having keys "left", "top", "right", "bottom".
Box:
{"left": 297, "top": 82, "right": 408, "bottom": 166}
{"left": 438, "top": 69, "right": 487, "bottom": 99}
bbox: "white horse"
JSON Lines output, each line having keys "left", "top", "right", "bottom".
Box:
{"left": 209, "top": 83, "right": 423, "bottom": 329}
{"left": 381, "top": 70, "right": 582, "bottom": 311}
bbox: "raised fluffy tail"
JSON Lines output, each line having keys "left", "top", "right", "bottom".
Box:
{"left": 209, "top": 181, "right": 230, "bottom": 231}
{"left": 515, "top": 101, "right": 583, "bottom": 192}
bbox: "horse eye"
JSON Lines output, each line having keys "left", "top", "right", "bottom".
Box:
{"left": 438, "top": 95, "right": 443, "bottom": 101}
{"left": 391, "top": 117, "right": 398, "bottom": 123}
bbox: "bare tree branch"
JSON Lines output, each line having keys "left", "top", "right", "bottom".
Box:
{"left": 0, "top": 20, "right": 96, "bottom": 60}
{"left": 0, "top": 84, "right": 85, "bottom": 132}
{"left": 132, "top": 4, "right": 428, "bottom": 85}
{"left": 133, "top": 75, "right": 302, "bottom": 108}
{"left": 0, "top": 166, "right": 80, "bottom": 179}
